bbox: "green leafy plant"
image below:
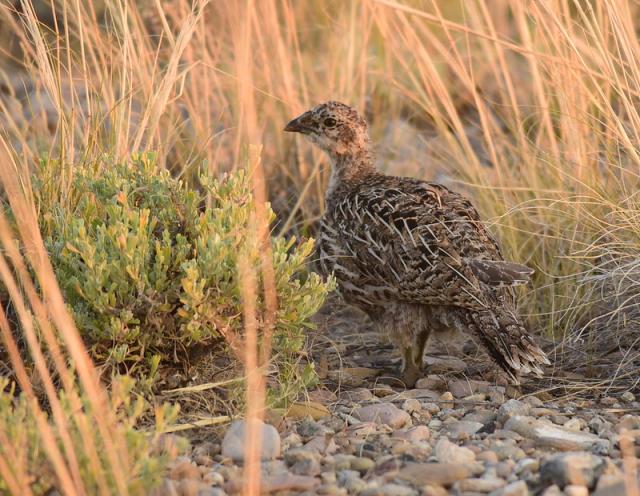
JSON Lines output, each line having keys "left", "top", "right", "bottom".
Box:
{"left": 35, "top": 153, "right": 332, "bottom": 397}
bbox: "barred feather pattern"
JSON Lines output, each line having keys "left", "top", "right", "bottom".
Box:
{"left": 286, "top": 101, "right": 550, "bottom": 385}
{"left": 318, "top": 174, "right": 549, "bottom": 382}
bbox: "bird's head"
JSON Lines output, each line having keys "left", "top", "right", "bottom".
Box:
{"left": 284, "top": 101, "right": 370, "bottom": 159}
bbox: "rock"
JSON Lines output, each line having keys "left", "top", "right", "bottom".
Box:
{"left": 439, "top": 391, "right": 454, "bottom": 409}
{"left": 621, "top": 391, "right": 635, "bottom": 402}
{"left": 448, "top": 379, "right": 489, "bottom": 398}
{"left": 423, "top": 402, "right": 441, "bottom": 414}
{"left": 489, "top": 391, "right": 506, "bottom": 404}
{"left": 540, "top": 452, "right": 604, "bottom": 488}
{"left": 523, "top": 395, "right": 544, "bottom": 407}
{"left": 395, "top": 389, "right": 440, "bottom": 401}
{"left": 563, "top": 418, "right": 584, "bottom": 431}
{"left": 261, "top": 460, "right": 289, "bottom": 477}
{"left": 488, "top": 480, "right": 528, "bottom": 496}
{"left": 341, "top": 388, "right": 376, "bottom": 402}
{"left": 284, "top": 448, "right": 321, "bottom": 476}
{"left": 616, "top": 414, "right": 640, "bottom": 431}
{"left": 446, "top": 420, "right": 484, "bottom": 436}
{"left": 337, "top": 469, "right": 366, "bottom": 492}
{"left": 465, "top": 393, "right": 488, "bottom": 402}
{"left": 354, "top": 403, "right": 411, "bottom": 429}
{"left": 377, "top": 483, "right": 418, "bottom": 496}
{"left": 196, "top": 488, "right": 226, "bottom": 496}
{"left": 588, "top": 416, "right": 611, "bottom": 436}
{"left": 595, "top": 474, "right": 624, "bottom": 489}
{"left": 224, "top": 473, "right": 319, "bottom": 493}
{"left": 435, "top": 438, "right": 476, "bottom": 464}
{"left": 428, "top": 419, "right": 443, "bottom": 430}
{"left": 174, "top": 479, "right": 202, "bottom": 496}
{"left": 402, "top": 399, "right": 422, "bottom": 414}
{"left": 202, "top": 471, "right": 225, "bottom": 486}
{"left": 305, "top": 435, "right": 337, "bottom": 454}
{"left": 514, "top": 457, "right": 538, "bottom": 475}
{"left": 477, "top": 450, "right": 499, "bottom": 464}
{"left": 415, "top": 375, "right": 447, "bottom": 390}
{"left": 448, "top": 380, "right": 476, "bottom": 398}
{"left": 169, "top": 460, "right": 201, "bottom": 481}
{"left": 351, "top": 456, "right": 375, "bottom": 473}
{"left": 316, "top": 483, "right": 344, "bottom": 495}
{"left": 216, "top": 466, "right": 240, "bottom": 482}
{"left": 540, "top": 485, "right": 563, "bottom": 496}
{"left": 495, "top": 460, "right": 515, "bottom": 479}
{"left": 489, "top": 429, "right": 523, "bottom": 441}
{"left": 397, "top": 463, "right": 473, "bottom": 486}
{"left": 348, "top": 422, "right": 386, "bottom": 438}
{"left": 421, "top": 485, "right": 449, "bottom": 496}
{"left": 466, "top": 409, "right": 497, "bottom": 424}
{"left": 333, "top": 454, "right": 356, "bottom": 470}
{"left": 549, "top": 415, "right": 569, "bottom": 426}
{"left": 281, "top": 432, "right": 303, "bottom": 451}
{"left": 424, "top": 356, "right": 467, "bottom": 373}
{"left": 504, "top": 416, "right": 601, "bottom": 451}
{"left": 193, "top": 441, "right": 220, "bottom": 463}
{"left": 297, "top": 418, "right": 332, "bottom": 438}
{"left": 531, "top": 408, "right": 556, "bottom": 417}
{"left": 456, "top": 477, "right": 506, "bottom": 492}
{"left": 359, "top": 488, "right": 383, "bottom": 496}
{"left": 489, "top": 441, "right": 525, "bottom": 461}
{"left": 392, "top": 439, "right": 432, "bottom": 460}
{"left": 221, "top": 419, "right": 281, "bottom": 462}
{"left": 394, "top": 425, "right": 431, "bottom": 443}
{"left": 320, "top": 471, "right": 337, "bottom": 484}
{"left": 373, "top": 384, "right": 395, "bottom": 398}
{"left": 564, "top": 485, "right": 589, "bottom": 496}
{"left": 497, "top": 400, "right": 530, "bottom": 424}
{"left": 593, "top": 475, "right": 626, "bottom": 496}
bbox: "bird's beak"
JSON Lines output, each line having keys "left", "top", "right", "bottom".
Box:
{"left": 284, "top": 111, "right": 314, "bottom": 134}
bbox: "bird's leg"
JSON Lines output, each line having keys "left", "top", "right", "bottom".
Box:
{"left": 401, "top": 346, "right": 421, "bottom": 388}
{"left": 400, "top": 329, "right": 431, "bottom": 387}
{"left": 414, "top": 329, "right": 431, "bottom": 368}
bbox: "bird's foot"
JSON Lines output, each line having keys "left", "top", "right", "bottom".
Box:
{"left": 377, "top": 366, "right": 422, "bottom": 388}
{"left": 401, "top": 365, "right": 422, "bottom": 388}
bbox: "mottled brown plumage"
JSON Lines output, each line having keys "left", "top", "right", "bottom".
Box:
{"left": 285, "top": 101, "right": 550, "bottom": 386}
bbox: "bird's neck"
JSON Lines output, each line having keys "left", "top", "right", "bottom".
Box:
{"left": 326, "top": 148, "right": 376, "bottom": 199}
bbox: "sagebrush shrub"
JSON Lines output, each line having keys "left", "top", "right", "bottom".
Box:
{"left": 35, "top": 154, "right": 332, "bottom": 395}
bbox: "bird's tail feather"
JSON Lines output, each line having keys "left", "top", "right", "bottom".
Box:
{"left": 468, "top": 259, "right": 534, "bottom": 287}
{"left": 465, "top": 308, "right": 550, "bottom": 382}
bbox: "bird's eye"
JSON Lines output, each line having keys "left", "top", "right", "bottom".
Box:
{"left": 323, "top": 117, "right": 337, "bottom": 128}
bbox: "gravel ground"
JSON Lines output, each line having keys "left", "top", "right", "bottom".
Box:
{"left": 150, "top": 304, "right": 640, "bottom": 496}
{"left": 153, "top": 376, "right": 640, "bottom": 496}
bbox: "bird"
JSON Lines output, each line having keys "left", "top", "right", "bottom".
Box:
{"left": 284, "top": 101, "right": 550, "bottom": 387}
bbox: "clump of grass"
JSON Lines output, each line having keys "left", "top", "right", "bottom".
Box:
{"left": 0, "top": 376, "right": 181, "bottom": 495}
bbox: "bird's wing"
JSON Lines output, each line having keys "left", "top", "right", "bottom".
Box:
{"left": 326, "top": 178, "right": 530, "bottom": 309}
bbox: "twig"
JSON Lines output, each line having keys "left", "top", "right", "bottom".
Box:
{"left": 160, "top": 416, "right": 232, "bottom": 433}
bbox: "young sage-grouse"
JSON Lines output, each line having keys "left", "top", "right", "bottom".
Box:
{"left": 285, "top": 101, "right": 550, "bottom": 386}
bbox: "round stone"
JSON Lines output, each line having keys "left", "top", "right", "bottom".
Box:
{"left": 221, "top": 419, "right": 281, "bottom": 462}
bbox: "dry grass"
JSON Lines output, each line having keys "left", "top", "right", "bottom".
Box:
{"left": 0, "top": 133, "right": 135, "bottom": 494}
{"left": 2, "top": 0, "right": 640, "bottom": 493}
